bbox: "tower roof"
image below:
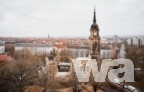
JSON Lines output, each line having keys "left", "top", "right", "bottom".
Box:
{"left": 91, "top": 6, "right": 99, "bottom": 31}
{"left": 93, "top": 6, "right": 96, "bottom": 23}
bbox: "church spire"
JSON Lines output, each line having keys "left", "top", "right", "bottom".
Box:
{"left": 93, "top": 6, "right": 96, "bottom": 23}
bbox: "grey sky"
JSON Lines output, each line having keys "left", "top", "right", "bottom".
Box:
{"left": 0, "top": 0, "right": 144, "bottom": 37}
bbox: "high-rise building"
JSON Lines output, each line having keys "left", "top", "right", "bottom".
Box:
{"left": 89, "top": 8, "right": 101, "bottom": 59}
{"left": 113, "top": 35, "right": 119, "bottom": 47}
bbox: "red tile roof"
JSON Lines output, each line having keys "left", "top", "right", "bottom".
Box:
{"left": 0, "top": 54, "right": 7, "bottom": 61}
{"left": 0, "top": 54, "right": 12, "bottom": 62}
{"left": 53, "top": 45, "right": 67, "bottom": 48}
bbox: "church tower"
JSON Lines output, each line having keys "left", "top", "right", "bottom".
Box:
{"left": 89, "top": 8, "right": 101, "bottom": 59}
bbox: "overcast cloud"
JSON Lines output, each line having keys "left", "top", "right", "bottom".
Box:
{"left": 0, "top": 0, "right": 144, "bottom": 37}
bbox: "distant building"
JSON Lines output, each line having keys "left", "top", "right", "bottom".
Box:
{"left": 127, "top": 38, "right": 133, "bottom": 46}
{"left": 0, "top": 46, "right": 5, "bottom": 54}
{"left": 15, "top": 43, "right": 53, "bottom": 55}
{"left": 118, "top": 44, "right": 126, "bottom": 58}
{"left": 5, "top": 41, "right": 16, "bottom": 55}
{"left": 133, "top": 38, "right": 139, "bottom": 46}
{"left": 101, "top": 49, "right": 111, "bottom": 59}
{"left": 141, "top": 38, "right": 144, "bottom": 46}
{"left": 113, "top": 35, "right": 119, "bottom": 47}
{"left": 69, "top": 48, "right": 89, "bottom": 57}
{"left": 127, "top": 37, "right": 144, "bottom": 47}
{"left": 53, "top": 45, "right": 67, "bottom": 51}
{"left": 101, "top": 37, "right": 109, "bottom": 44}
{"left": 0, "top": 42, "right": 5, "bottom": 54}
{"left": 53, "top": 39, "right": 70, "bottom": 45}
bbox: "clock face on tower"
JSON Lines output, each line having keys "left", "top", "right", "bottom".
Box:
{"left": 94, "top": 32, "right": 97, "bottom": 36}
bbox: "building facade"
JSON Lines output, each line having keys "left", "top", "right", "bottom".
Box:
{"left": 15, "top": 43, "right": 53, "bottom": 55}
{"left": 0, "top": 46, "right": 5, "bottom": 54}
{"left": 127, "top": 37, "right": 144, "bottom": 47}
{"left": 5, "top": 41, "right": 16, "bottom": 55}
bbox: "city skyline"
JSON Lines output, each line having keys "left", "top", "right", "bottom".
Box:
{"left": 0, "top": 0, "right": 144, "bottom": 37}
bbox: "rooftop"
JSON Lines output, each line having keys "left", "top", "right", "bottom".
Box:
{"left": 16, "top": 43, "right": 52, "bottom": 47}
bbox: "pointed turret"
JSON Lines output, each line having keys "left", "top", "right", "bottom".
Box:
{"left": 93, "top": 7, "right": 96, "bottom": 23}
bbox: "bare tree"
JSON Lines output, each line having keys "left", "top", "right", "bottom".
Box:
{"left": 58, "top": 49, "right": 74, "bottom": 63}
{"left": 74, "top": 49, "right": 79, "bottom": 58}
{"left": 60, "top": 49, "right": 74, "bottom": 58}
{"left": 0, "top": 60, "right": 39, "bottom": 92}
{"left": 38, "top": 67, "right": 48, "bottom": 92}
